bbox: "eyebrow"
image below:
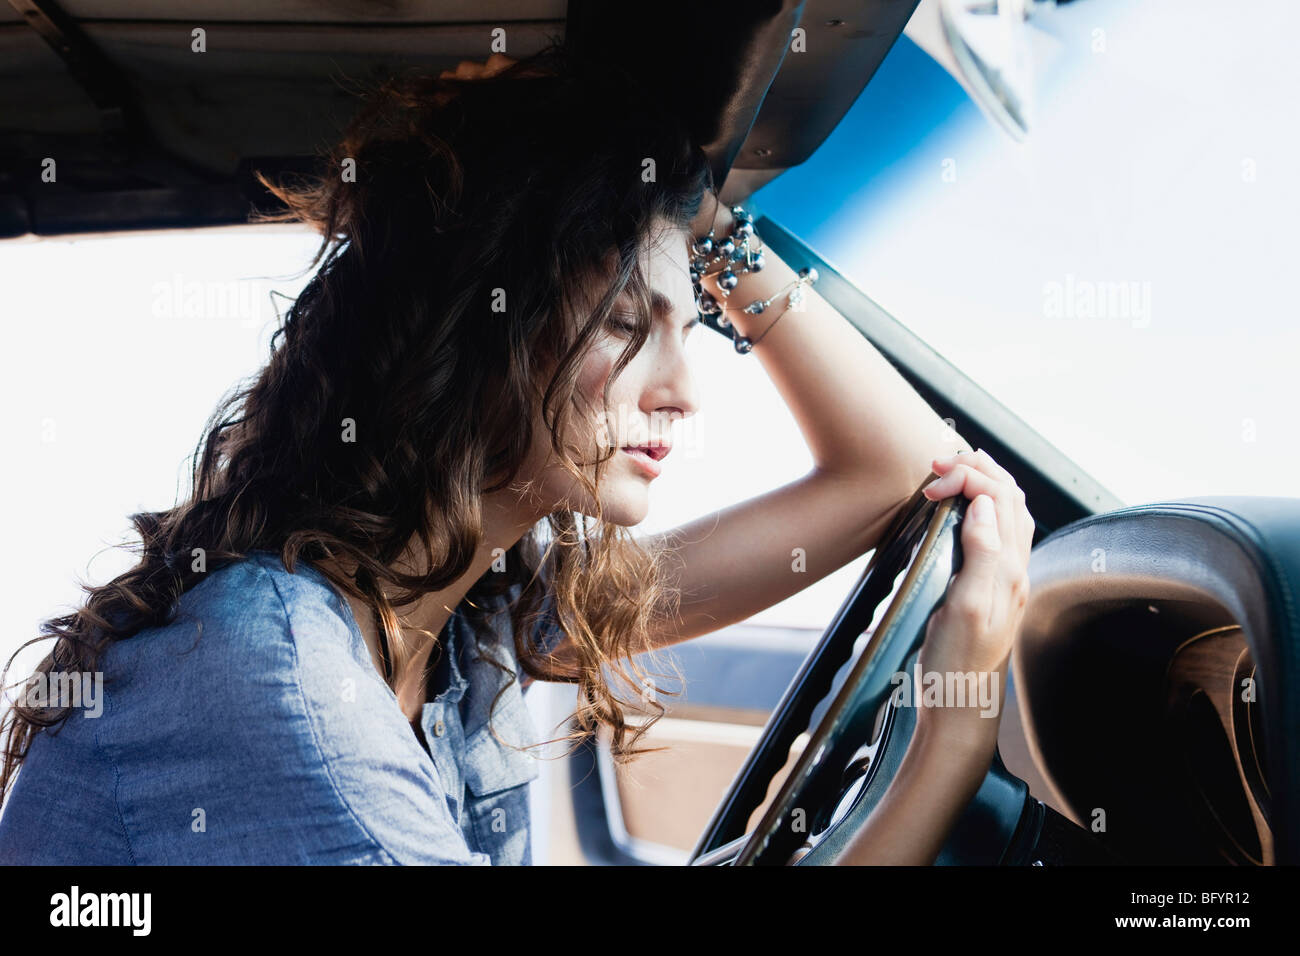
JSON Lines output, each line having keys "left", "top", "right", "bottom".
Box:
{"left": 648, "top": 290, "right": 699, "bottom": 330}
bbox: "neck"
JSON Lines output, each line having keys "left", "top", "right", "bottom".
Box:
{"left": 395, "top": 485, "right": 546, "bottom": 638}
{"left": 314, "top": 481, "right": 550, "bottom": 718}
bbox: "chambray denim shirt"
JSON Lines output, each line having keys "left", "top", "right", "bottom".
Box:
{"left": 0, "top": 550, "right": 557, "bottom": 865}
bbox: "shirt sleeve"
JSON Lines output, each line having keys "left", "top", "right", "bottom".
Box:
{"left": 110, "top": 556, "right": 490, "bottom": 865}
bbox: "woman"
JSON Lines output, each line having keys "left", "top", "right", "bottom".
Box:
{"left": 0, "top": 44, "right": 1033, "bottom": 865}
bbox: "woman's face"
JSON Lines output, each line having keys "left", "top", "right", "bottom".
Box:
{"left": 523, "top": 222, "right": 702, "bottom": 527}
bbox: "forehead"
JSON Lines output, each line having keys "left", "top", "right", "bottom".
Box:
{"left": 584, "top": 221, "right": 696, "bottom": 322}
{"left": 634, "top": 223, "right": 695, "bottom": 303}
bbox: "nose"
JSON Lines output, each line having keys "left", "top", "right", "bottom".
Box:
{"left": 643, "top": 331, "right": 701, "bottom": 427}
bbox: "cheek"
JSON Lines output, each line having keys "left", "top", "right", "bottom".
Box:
{"left": 576, "top": 344, "right": 620, "bottom": 442}
{"left": 577, "top": 343, "right": 617, "bottom": 398}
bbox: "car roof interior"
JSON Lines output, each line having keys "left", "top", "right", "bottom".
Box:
{"left": 0, "top": 0, "right": 919, "bottom": 237}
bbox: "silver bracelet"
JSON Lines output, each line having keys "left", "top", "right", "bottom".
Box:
{"left": 690, "top": 205, "right": 764, "bottom": 324}
{"left": 732, "top": 267, "right": 819, "bottom": 354}
{"left": 690, "top": 205, "right": 819, "bottom": 354}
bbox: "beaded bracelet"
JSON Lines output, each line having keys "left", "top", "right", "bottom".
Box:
{"left": 690, "top": 205, "right": 763, "bottom": 325}
{"left": 690, "top": 205, "right": 819, "bottom": 354}
{"left": 732, "top": 266, "right": 819, "bottom": 353}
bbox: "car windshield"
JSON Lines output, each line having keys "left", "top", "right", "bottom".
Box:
{"left": 750, "top": 0, "right": 1298, "bottom": 505}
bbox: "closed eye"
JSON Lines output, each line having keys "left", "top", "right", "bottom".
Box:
{"left": 607, "top": 311, "right": 641, "bottom": 336}
{"left": 609, "top": 295, "right": 698, "bottom": 339}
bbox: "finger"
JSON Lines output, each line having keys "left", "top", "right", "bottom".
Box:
{"left": 985, "top": 549, "right": 1013, "bottom": 643}
{"left": 925, "top": 459, "right": 1003, "bottom": 498}
{"left": 945, "top": 493, "right": 1002, "bottom": 638}
{"left": 930, "top": 448, "right": 1012, "bottom": 484}
{"left": 453, "top": 59, "right": 486, "bottom": 79}
{"left": 923, "top": 462, "right": 1030, "bottom": 561}
{"left": 957, "top": 467, "right": 1031, "bottom": 622}
{"left": 928, "top": 453, "right": 1035, "bottom": 627}
{"left": 923, "top": 463, "right": 1011, "bottom": 515}
{"left": 928, "top": 449, "right": 1027, "bottom": 546}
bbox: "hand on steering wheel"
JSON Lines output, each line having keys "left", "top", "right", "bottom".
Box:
{"left": 692, "top": 447, "right": 1036, "bottom": 865}
{"left": 918, "top": 449, "right": 1035, "bottom": 747}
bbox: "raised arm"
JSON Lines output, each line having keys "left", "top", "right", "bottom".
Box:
{"left": 637, "top": 201, "right": 968, "bottom": 648}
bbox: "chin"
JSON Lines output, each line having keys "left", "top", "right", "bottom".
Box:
{"left": 595, "top": 483, "right": 651, "bottom": 527}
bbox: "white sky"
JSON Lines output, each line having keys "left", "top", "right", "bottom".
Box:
{"left": 804, "top": 0, "right": 1299, "bottom": 508}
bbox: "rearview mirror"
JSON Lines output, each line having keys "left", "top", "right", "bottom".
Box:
{"left": 906, "top": 0, "right": 1075, "bottom": 141}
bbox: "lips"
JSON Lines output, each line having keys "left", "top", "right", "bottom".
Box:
{"left": 619, "top": 444, "right": 671, "bottom": 462}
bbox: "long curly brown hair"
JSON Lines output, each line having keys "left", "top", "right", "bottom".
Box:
{"left": 0, "top": 39, "right": 715, "bottom": 807}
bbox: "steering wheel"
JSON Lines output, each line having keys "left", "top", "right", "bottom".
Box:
{"left": 687, "top": 476, "right": 977, "bottom": 865}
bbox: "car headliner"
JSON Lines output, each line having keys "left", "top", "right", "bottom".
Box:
{"left": 0, "top": 0, "right": 920, "bottom": 237}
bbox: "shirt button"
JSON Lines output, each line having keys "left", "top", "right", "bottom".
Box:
{"left": 432, "top": 719, "right": 446, "bottom": 737}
